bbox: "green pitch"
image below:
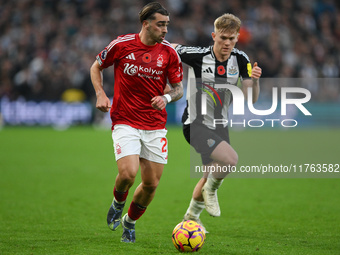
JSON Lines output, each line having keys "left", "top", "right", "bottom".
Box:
{"left": 0, "top": 126, "right": 339, "bottom": 254}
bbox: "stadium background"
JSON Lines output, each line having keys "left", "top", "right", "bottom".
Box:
{"left": 0, "top": 1, "right": 339, "bottom": 254}
{"left": 0, "top": 0, "right": 339, "bottom": 127}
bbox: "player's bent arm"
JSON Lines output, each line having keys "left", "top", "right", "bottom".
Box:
{"left": 90, "top": 60, "right": 111, "bottom": 112}
{"left": 90, "top": 60, "right": 104, "bottom": 96}
{"left": 242, "top": 79, "right": 260, "bottom": 104}
{"left": 241, "top": 62, "right": 262, "bottom": 104}
{"left": 151, "top": 82, "right": 183, "bottom": 111}
{"left": 163, "top": 83, "right": 172, "bottom": 94}
{"left": 165, "top": 82, "right": 183, "bottom": 103}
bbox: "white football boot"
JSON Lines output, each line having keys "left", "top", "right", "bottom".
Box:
{"left": 183, "top": 213, "right": 208, "bottom": 234}
{"left": 201, "top": 182, "right": 221, "bottom": 217}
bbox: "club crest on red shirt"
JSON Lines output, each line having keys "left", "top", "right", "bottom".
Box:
{"left": 157, "top": 55, "right": 164, "bottom": 67}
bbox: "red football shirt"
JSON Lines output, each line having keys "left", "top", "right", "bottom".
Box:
{"left": 96, "top": 33, "right": 183, "bottom": 130}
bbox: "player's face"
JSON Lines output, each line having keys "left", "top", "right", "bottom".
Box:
{"left": 146, "top": 13, "right": 169, "bottom": 44}
{"left": 212, "top": 30, "right": 239, "bottom": 60}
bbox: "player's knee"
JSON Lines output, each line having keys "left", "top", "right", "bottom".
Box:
{"left": 117, "top": 170, "right": 136, "bottom": 185}
{"left": 229, "top": 152, "right": 238, "bottom": 166}
{"left": 221, "top": 151, "right": 238, "bottom": 167}
{"left": 142, "top": 182, "right": 159, "bottom": 195}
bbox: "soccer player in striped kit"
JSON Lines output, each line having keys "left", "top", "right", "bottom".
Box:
{"left": 90, "top": 2, "right": 183, "bottom": 243}
{"left": 172, "top": 13, "right": 262, "bottom": 233}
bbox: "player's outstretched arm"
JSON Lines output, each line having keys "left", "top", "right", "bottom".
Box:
{"left": 151, "top": 82, "right": 183, "bottom": 111}
{"left": 90, "top": 60, "right": 111, "bottom": 112}
{"left": 242, "top": 62, "right": 262, "bottom": 104}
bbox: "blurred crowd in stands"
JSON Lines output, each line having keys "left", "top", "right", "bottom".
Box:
{"left": 0, "top": 0, "right": 339, "bottom": 102}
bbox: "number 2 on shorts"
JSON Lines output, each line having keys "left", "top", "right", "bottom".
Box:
{"left": 160, "top": 138, "right": 167, "bottom": 153}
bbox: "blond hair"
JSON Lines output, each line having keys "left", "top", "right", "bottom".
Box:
{"left": 214, "top": 13, "right": 241, "bottom": 33}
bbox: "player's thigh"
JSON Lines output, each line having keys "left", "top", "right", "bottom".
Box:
{"left": 189, "top": 124, "right": 227, "bottom": 165}
{"left": 139, "top": 158, "right": 164, "bottom": 187}
{"left": 112, "top": 124, "right": 141, "bottom": 161}
{"left": 210, "top": 141, "right": 238, "bottom": 166}
{"left": 140, "top": 129, "right": 168, "bottom": 164}
{"left": 116, "top": 155, "right": 140, "bottom": 180}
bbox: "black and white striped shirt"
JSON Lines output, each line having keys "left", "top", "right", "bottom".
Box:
{"left": 175, "top": 45, "right": 251, "bottom": 129}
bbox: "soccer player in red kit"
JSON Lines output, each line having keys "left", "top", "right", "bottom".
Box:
{"left": 90, "top": 2, "right": 183, "bottom": 243}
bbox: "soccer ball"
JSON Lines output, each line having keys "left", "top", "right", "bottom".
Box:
{"left": 172, "top": 220, "right": 206, "bottom": 252}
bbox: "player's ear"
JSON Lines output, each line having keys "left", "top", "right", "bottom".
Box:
{"left": 211, "top": 32, "right": 216, "bottom": 41}
{"left": 142, "top": 19, "right": 150, "bottom": 28}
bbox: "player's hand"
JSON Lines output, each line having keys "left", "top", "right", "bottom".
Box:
{"left": 96, "top": 94, "right": 111, "bottom": 112}
{"left": 151, "top": 95, "right": 167, "bottom": 111}
{"left": 251, "top": 62, "right": 262, "bottom": 81}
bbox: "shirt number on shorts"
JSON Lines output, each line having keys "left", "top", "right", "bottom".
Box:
{"left": 160, "top": 138, "right": 167, "bottom": 153}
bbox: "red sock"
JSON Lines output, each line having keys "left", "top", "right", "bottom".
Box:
{"left": 128, "top": 201, "right": 146, "bottom": 221}
{"left": 113, "top": 187, "right": 129, "bottom": 202}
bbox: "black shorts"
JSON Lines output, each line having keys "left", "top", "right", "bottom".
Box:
{"left": 183, "top": 123, "right": 230, "bottom": 165}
